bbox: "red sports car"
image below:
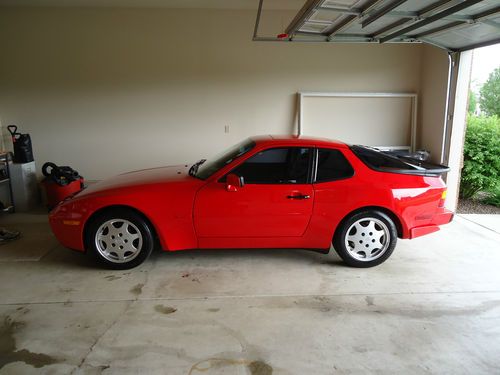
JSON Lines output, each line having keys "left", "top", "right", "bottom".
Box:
{"left": 49, "top": 135, "right": 453, "bottom": 269}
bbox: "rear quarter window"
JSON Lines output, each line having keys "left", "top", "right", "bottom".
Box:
{"left": 316, "top": 148, "right": 354, "bottom": 183}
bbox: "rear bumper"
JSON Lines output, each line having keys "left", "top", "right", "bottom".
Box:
{"left": 409, "top": 209, "right": 454, "bottom": 239}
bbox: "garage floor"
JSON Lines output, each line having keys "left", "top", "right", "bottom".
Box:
{"left": 0, "top": 212, "right": 499, "bottom": 374}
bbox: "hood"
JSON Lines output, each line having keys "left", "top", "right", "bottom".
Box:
{"left": 77, "top": 165, "right": 193, "bottom": 198}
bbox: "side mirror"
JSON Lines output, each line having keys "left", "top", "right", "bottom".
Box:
{"left": 226, "top": 173, "right": 244, "bottom": 192}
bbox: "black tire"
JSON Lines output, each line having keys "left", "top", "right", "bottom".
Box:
{"left": 333, "top": 210, "right": 397, "bottom": 268}
{"left": 86, "top": 208, "right": 154, "bottom": 270}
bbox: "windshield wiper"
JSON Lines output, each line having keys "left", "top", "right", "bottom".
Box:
{"left": 189, "top": 159, "right": 206, "bottom": 177}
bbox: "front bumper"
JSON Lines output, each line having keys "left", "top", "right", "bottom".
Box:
{"left": 409, "top": 208, "right": 454, "bottom": 239}
{"left": 49, "top": 205, "right": 86, "bottom": 251}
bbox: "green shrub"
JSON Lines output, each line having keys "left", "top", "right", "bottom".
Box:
{"left": 459, "top": 114, "right": 500, "bottom": 199}
{"left": 483, "top": 186, "right": 500, "bottom": 207}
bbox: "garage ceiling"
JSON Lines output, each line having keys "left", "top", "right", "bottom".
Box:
{"left": 0, "top": 0, "right": 303, "bottom": 9}
{"left": 264, "top": 0, "right": 500, "bottom": 52}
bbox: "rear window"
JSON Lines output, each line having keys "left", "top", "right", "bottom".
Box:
{"left": 350, "top": 145, "right": 417, "bottom": 171}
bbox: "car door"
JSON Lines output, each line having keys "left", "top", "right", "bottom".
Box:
{"left": 194, "top": 147, "right": 314, "bottom": 237}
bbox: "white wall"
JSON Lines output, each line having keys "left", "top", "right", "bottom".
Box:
{"left": 302, "top": 96, "right": 413, "bottom": 147}
{"left": 418, "top": 44, "right": 450, "bottom": 162}
{"left": 0, "top": 7, "right": 427, "bottom": 180}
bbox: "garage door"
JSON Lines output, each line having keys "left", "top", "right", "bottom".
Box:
{"left": 255, "top": 0, "right": 500, "bottom": 52}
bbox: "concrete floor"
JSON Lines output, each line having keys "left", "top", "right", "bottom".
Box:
{"left": 0, "top": 212, "right": 499, "bottom": 374}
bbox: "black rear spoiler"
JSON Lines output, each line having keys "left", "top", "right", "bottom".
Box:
{"left": 388, "top": 155, "right": 450, "bottom": 177}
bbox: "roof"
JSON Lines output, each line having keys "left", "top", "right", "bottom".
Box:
{"left": 252, "top": 134, "right": 349, "bottom": 148}
{"left": 257, "top": 0, "right": 500, "bottom": 52}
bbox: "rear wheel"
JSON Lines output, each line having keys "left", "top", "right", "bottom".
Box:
{"left": 333, "top": 210, "right": 397, "bottom": 268}
{"left": 86, "top": 208, "right": 153, "bottom": 269}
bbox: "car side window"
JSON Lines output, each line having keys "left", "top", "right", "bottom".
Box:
{"left": 316, "top": 148, "right": 354, "bottom": 183}
{"left": 230, "top": 147, "right": 311, "bottom": 184}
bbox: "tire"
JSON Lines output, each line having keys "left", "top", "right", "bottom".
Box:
{"left": 86, "top": 208, "right": 154, "bottom": 269}
{"left": 333, "top": 210, "right": 397, "bottom": 268}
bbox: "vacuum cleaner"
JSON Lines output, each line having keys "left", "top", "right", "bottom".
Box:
{"left": 41, "top": 162, "right": 84, "bottom": 209}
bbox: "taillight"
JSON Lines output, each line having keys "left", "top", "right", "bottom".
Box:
{"left": 438, "top": 190, "right": 447, "bottom": 207}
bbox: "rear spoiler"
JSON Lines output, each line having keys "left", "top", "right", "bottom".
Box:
{"left": 387, "top": 155, "right": 450, "bottom": 177}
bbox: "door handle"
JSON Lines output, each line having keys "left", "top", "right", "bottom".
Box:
{"left": 287, "top": 194, "right": 310, "bottom": 200}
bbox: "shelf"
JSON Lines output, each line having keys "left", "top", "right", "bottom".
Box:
{"left": 0, "top": 152, "right": 14, "bottom": 213}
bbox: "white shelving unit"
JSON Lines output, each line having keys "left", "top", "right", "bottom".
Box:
{"left": 0, "top": 152, "right": 14, "bottom": 213}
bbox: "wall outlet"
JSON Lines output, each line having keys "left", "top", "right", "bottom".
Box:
{"left": 224, "top": 125, "right": 230, "bottom": 133}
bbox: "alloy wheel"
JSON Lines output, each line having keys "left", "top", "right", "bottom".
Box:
{"left": 344, "top": 217, "right": 390, "bottom": 262}
{"left": 95, "top": 219, "right": 143, "bottom": 263}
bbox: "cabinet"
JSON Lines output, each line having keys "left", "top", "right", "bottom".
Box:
{"left": 10, "top": 161, "right": 39, "bottom": 212}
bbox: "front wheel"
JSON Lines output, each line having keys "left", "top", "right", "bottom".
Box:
{"left": 333, "top": 210, "right": 397, "bottom": 268}
{"left": 86, "top": 209, "right": 154, "bottom": 269}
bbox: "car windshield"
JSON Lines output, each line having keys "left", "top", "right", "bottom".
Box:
{"left": 194, "top": 138, "right": 256, "bottom": 180}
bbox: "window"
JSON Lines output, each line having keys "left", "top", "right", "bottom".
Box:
{"left": 230, "top": 147, "right": 311, "bottom": 184}
{"left": 350, "top": 145, "right": 417, "bottom": 172}
{"left": 196, "top": 139, "right": 256, "bottom": 180}
{"left": 316, "top": 148, "right": 354, "bottom": 182}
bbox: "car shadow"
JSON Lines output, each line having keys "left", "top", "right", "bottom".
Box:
{"left": 40, "top": 245, "right": 99, "bottom": 269}
{"left": 42, "top": 245, "right": 345, "bottom": 269}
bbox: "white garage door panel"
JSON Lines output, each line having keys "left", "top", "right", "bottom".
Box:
{"left": 302, "top": 96, "right": 413, "bottom": 148}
